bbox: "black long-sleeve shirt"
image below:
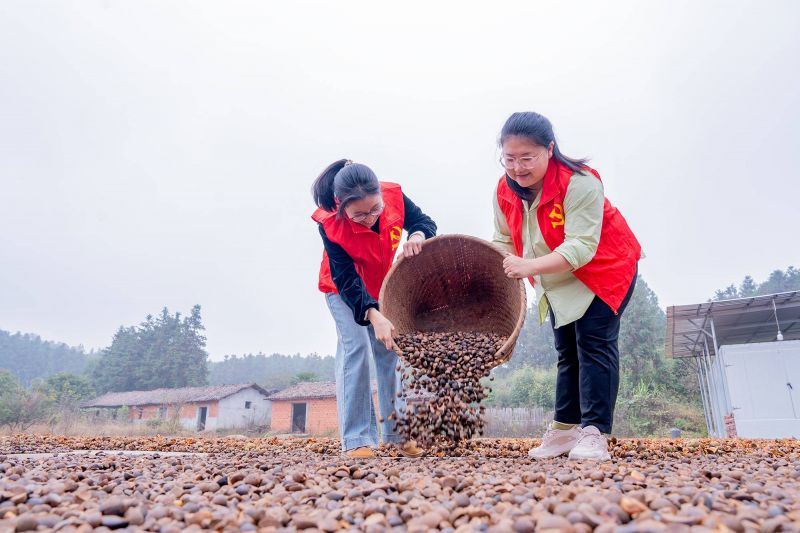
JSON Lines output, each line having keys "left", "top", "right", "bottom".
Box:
{"left": 319, "top": 193, "right": 437, "bottom": 325}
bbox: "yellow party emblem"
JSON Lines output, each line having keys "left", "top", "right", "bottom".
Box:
{"left": 390, "top": 226, "right": 402, "bottom": 250}
{"left": 549, "top": 203, "right": 565, "bottom": 228}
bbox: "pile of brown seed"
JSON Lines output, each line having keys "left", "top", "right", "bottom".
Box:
{"left": 391, "top": 331, "right": 507, "bottom": 450}
{"left": 3, "top": 443, "right": 800, "bottom": 533}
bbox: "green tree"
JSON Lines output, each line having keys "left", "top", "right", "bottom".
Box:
{"left": 488, "top": 367, "right": 557, "bottom": 409}
{"left": 739, "top": 275, "right": 758, "bottom": 297}
{"left": 0, "top": 369, "right": 18, "bottom": 391}
{"left": 495, "top": 305, "right": 557, "bottom": 377}
{"left": 618, "top": 275, "right": 667, "bottom": 387}
{"left": 0, "top": 369, "right": 22, "bottom": 424}
{"left": 0, "top": 370, "right": 52, "bottom": 431}
{"left": 0, "top": 330, "right": 90, "bottom": 386}
{"left": 291, "top": 371, "right": 321, "bottom": 385}
{"left": 209, "top": 352, "right": 336, "bottom": 390}
{"left": 713, "top": 284, "right": 740, "bottom": 301}
{"left": 712, "top": 266, "right": 800, "bottom": 301}
{"left": 92, "top": 305, "right": 209, "bottom": 393}
{"left": 44, "top": 372, "right": 96, "bottom": 406}
{"left": 757, "top": 266, "right": 800, "bottom": 295}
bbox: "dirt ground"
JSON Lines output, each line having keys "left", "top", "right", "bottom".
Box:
{"left": 1, "top": 435, "right": 799, "bottom": 532}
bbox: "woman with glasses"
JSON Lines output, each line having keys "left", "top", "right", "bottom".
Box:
{"left": 312, "top": 159, "right": 436, "bottom": 459}
{"left": 492, "top": 112, "right": 641, "bottom": 461}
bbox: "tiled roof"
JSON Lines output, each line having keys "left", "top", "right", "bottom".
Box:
{"left": 268, "top": 381, "right": 337, "bottom": 400}
{"left": 268, "top": 381, "right": 436, "bottom": 401}
{"left": 82, "top": 383, "right": 269, "bottom": 408}
{"left": 269, "top": 381, "right": 380, "bottom": 401}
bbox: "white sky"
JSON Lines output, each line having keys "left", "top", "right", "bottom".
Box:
{"left": 1, "top": 1, "right": 798, "bottom": 360}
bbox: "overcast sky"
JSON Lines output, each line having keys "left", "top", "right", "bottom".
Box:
{"left": 1, "top": 1, "right": 798, "bottom": 360}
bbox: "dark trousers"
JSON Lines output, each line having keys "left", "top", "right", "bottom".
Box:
{"left": 551, "top": 273, "right": 636, "bottom": 434}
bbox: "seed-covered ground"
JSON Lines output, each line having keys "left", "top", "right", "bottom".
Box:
{"left": 1, "top": 436, "right": 799, "bottom": 532}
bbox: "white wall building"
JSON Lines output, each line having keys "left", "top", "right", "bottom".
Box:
{"left": 667, "top": 291, "right": 800, "bottom": 438}
{"left": 83, "top": 383, "right": 274, "bottom": 432}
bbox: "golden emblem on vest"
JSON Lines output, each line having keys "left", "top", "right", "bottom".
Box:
{"left": 390, "top": 226, "right": 402, "bottom": 250}
{"left": 549, "top": 203, "right": 565, "bottom": 228}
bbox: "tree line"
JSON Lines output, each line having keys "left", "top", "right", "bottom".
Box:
{"left": 209, "top": 353, "right": 334, "bottom": 391}
{"left": 0, "top": 303, "right": 334, "bottom": 399}
{"left": 0, "top": 330, "right": 91, "bottom": 387}
{"left": 1, "top": 267, "right": 797, "bottom": 435}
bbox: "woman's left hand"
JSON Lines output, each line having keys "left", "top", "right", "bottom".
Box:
{"left": 402, "top": 233, "right": 425, "bottom": 258}
{"left": 368, "top": 309, "right": 396, "bottom": 350}
{"left": 503, "top": 255, "right": 537, "bottom": 279}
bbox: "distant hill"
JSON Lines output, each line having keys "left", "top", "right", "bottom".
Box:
{"left": 208, "top": 352, "right": 336, "bottom": 391}
{"left": 0, "top": 329, "right": 92, "bottom": 386}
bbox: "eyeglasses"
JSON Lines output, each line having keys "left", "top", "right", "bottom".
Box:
{"left": 499, "top": 151, "right": 546, "bottom": 170}
{"left": 349, "top": 203, "right": 384, "bottom": 223}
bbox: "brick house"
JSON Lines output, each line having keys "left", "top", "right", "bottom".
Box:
{"left": 268, "top": 381, "right": 431, "bottom": 435}
{"left": 82, "top": 383, "right": 273, "bottom": 432}
{"left": 269, "top": 381, "right": 380, "bottom": 435}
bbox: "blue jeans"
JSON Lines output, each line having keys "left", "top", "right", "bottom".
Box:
{"left": 325, "top": 293, "right": 406, "bottom": 451}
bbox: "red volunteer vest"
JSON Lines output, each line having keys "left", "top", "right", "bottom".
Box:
{"left": 312, "top": 182, "right": 405, "bottom": 299}
{"left": 496, "top": 159, "right": 641, "bottom": 314}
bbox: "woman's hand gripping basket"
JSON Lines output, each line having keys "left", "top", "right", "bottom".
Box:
{"left": 379, "top": 234, "right": 527, "bottom": 368}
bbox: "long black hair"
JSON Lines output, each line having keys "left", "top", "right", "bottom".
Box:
{"left": 499, "top": 112, "right": 589, "bottom": 173}
{"left": 311, "top": 159, "right": 381, "bottom": 215}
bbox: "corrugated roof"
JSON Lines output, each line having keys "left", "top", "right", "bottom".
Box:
{"left": 82, "top": 383, "right": 269, "bottom": 408}
{"left": 666, "top": 291, "right": 800, "bottom": 358}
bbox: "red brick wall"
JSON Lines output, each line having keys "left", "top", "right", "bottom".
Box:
{"left": 272, "top": 401, "right": 292, "bottom": 432}
{"left": 307, "top": 399, "right": 338, "bottom": 434}
{"left": 724, "top": 413, "right": 738, "bottom": 438}
{"left": 271, "top": 394, "right": 378, "bottom": 435}
{"left": 181, "top": 405, "right": 198, "bottom": 418}
{"left": 128, "top": 406, "right": 159, "bottom": 421}
{"left": 141, "top": 406, "right": 158, "bottom": 420}
{"left": 126, "top": 403, "right": 218, "bottom": 423}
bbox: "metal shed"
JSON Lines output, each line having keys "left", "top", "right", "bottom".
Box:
{"left": 666, "top": 291, "right": 800, "bottom": 438}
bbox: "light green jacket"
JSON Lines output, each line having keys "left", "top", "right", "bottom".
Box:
{"left": 492, "top": 172, "right": 604, "bottom": 327}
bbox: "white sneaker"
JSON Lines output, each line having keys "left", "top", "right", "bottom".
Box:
{"left": 568, "top": 425, "right": 611, "bottom": 461}
{"left": 527, "top": 423, "right": 582, "bottom": 459}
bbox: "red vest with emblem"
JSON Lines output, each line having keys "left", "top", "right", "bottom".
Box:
{"left": 496, "top": 159, "right": 641, "bottom": 314}
{"left": 312, "top": 182, "right": 405, "bottom": 299}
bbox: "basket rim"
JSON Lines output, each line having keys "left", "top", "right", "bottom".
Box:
{"left": 378, "top": 233, "right": 527, "bottom": 362}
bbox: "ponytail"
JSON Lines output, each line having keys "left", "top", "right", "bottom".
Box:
{"left": 311, "top": 159, "right": 381, "bottom": 216}
{"left": 312, "top": 159, "right": 349, "bottom": 212}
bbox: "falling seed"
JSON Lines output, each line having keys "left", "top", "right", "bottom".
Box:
{"left": 392, "top": 331, "right": 507, "bottom": 451}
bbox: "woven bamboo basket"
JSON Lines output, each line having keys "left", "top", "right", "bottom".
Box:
{"left": 378, "top": 234, "right": 527, "bottom": 367}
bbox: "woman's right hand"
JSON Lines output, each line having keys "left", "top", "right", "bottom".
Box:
{"left": 367, "top": 308, "right": 396, "bottom": 350}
